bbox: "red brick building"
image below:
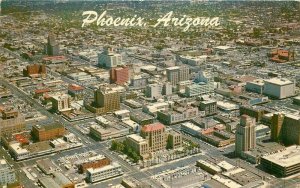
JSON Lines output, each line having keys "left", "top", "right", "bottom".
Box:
{"left": 269, "top": 48, "right": 295, "bottom": 63}
{"left": 23, "top": 64, "right": 46, "bottom": 77}
{"left": 78, "top": 156, "right": 111, "bottom": 173}
{"left": 32, "top": 123, "right": 65, "bottom": 142}
{"left": 110, "top": 66, "right": 129, "bottom": 85}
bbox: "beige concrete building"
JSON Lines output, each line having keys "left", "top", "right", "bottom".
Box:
{"left": 51, "top": 94, "right": 71, "bottom": 112}
{"left": 0, "top": 110, "right": 25, "bottom": 136}
{"left": 140, "top": 123, "right": 167, "bottom": 153}
{"left": 86, "top": 86, "right": 120, "bottom": 114}
{"left": 261, "top": 145, "right": 300, "bottom": 177}
{"left": 126, "top": 134, "right": 149, "bottom": 158}
{"left": 235, "top": 115, "right": 256, "bottom": 157}
{"left": 126, "top": 123, "right": 182, "bottom": 159}
{"left": 167, "top": 130, "right": 182, "bottom": 149}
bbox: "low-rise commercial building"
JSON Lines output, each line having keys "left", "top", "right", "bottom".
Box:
{"left": 245, "top": 79, "right": 264, "bottom": 94}
{"left": 200, "top": 126, "right": 235, "bottom": 147}
{"left": 86, "top": 162, "right": 123, "bottom": 183}
{"left": 38, "top": 172, "right": 74, "bottom": 188}
{"left": 293, "top": 96, "right": 300, "bottom": 105}
{"left": 142, "top": 102, "right": 170, "bottom": 116}
{"left": 121, "top": 177, "right": 150, "bottom": 188}
{"left": 130, "top": 111, "right": 154, "bottom": 126}
{"left": 36, "top": 158, "right": 61, "bottom": 175}
{"left": 261, "top": 145, "right": 300, "bottom": 177}
{"left": 196, "top": 160, "right": 222, "bottom": 175}
{"left": 185, "top": 82, "right": 214, "bottom": 97}
{"left": 157, "top": 106, "right": 198, "bottom": 125}
{"left": 181, "top": 122, "right": 201, "bottom": 136}
{"left": 89, "top": 124, "right": 129, "bottom": 141}
{"left": 78, "top": 155, "right": 111, "bottom": 173}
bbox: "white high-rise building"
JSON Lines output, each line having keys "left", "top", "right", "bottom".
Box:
{"left": 235, "top": 115, "right": 256, "bottom": 157}
{"left": 162, "top": 82, "right": 172, "bottom": 96}
{"left": 179, "top": 66, "right": 190, "bottom": 82}
{"left": 166, "top": 66, "right": 189, "bottom": 86}
{"left": 145, "top": 82, "right": 173, "bottom": 99}
{"left": 166, "top": 67, "right": 180, "bottom": 86}
{"left": 98, "top": 47, "right": 123, "bottom": 68}
{"left": 145, "top": 84, "right": 163, "bottom": 99}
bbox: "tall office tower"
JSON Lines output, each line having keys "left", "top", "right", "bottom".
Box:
{"left": 110, "top": 66, "right": 129, "bottom": 85}
{"left": 271, "top": 113, "right": 284, "bottom": 142}
{"left": 235, "top": 115, "right": 256, "bottom": 157}
{"left": 166, "top": 66, "right": 189, "bottom": 86}
{"left": 166, "top": 67, "right": 180, "bottom": 86}
{"left": 145, "top": 83, "right": 163, "bottom": 99}
{"left": 270, "top": 113, "right": 300, "bottom": 146}
{"left": 45, "top": 33, "right": 60, "bottom": 56}
{"left": 51, "top": 94, "right": 71, "bottom": 112}
{"left": 94, "top": 87, "right": 120, "bottom": 113}
{"left": 281, "top": 114, "right": 300, "bottom": 146}
{"left": 179, "top": 66, "right": 189, "bottom": 82}
{"left": 98, "top": 47, "right": 123, "bottom": 68}
{"left": 140, "top": 122, "right": 167, "bottom": 153}
{"left": 162, "top": 82, "right": 172, "bottom": 96}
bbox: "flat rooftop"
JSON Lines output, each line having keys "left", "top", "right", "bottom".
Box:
{"left": 223, "top": 168, "right": 261, "bottom": 186}
{"left": 25, "top": 141, "right": 52, "bottom": 153}
{"left": 87, "top": 162, "right": 121, "bottom": 173}
{"left": 34, "top": 123, "right": 64, "bottom": 131}
{"left": 265, "top": 78, "right": 293, "bottom": 86}
{"left": 127, "top": 134, "right": 146, "bottom": 143}
{"left": 261, "top": 145, "right": 300, "bottom": 167}
{"left": 181, "top": 122, "right": 202, "bottom": 131}
{"left": 166, "top": 66, "right": 179, "bottom": 71}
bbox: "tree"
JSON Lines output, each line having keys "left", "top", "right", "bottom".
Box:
{"left": 166, "top": 135, "right": 173, "bottom": 150}
{"left": 253, "top": 28, "right": 262, "bottom": 38}
{"left": 131, "top": 151, "right": 140, "bottom": 163}
{"left": 110, "top": 140, "right": 117, "bottom": 151}
{"left": 110, "top": 140, "right": 124, "bottom": 152}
